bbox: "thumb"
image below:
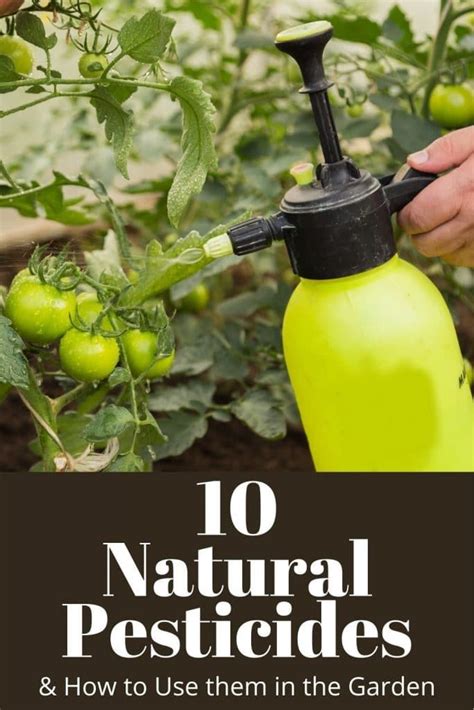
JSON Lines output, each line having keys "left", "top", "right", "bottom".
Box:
{"left": 407, "top": 126, "right": 474, "bottom": 173}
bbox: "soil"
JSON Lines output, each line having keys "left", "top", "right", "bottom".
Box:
{"left": 0, "top": 393, "right": 314, "bottom": 473}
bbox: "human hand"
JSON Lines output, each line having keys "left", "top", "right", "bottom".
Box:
{"left": 398, "top": 126, "right": 474, "bottom": 267}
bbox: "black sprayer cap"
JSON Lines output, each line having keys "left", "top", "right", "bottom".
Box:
{"left": 220, "top": 21, "right": 438, "bottom": 280}
{"left": 274, "top": 20, "right": 397, "bottom": 279}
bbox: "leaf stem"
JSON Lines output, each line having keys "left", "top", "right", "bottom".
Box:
{"left": 101, "top": 50, "right": 125, "bottom": 79}
{"left": 217, "top": 0, "right": 253, "bottom": 133}
{"left": 0, "top": 175, "right": 86, "bottom": 202}
{"left": 0, "top": 92, "right": 56, "bottom": 118}
{"left": 451, "top": 6, "right": 474, "bottom": 20}
{"left": 19, "top": 368, "right": 63, "bottom": 471}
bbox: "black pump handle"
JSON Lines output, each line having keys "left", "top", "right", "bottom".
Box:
{"left": 275, "top": 22, "right": 343, "bottom": 164}
{"left": 381, "top": 165, "right": 438, "bottom": 215}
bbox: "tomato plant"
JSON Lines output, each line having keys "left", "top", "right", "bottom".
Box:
{"left": 0, "top": 0, "right": 472, "bottom": 472}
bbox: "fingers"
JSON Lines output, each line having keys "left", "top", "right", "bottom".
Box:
{"left": 442, "top": 241, "right": 474, "bottom": 267}
{"left": 411, "top": 218, "right": 469, "bottom": 258}
{"left": 407, "top": 126, "right": 474, "bottom": 173}
{"left": 399, "top": 126, "right": 474, "bottom": 267}
{"left": 398, "top": 155, "right": 474, "bottom": 235}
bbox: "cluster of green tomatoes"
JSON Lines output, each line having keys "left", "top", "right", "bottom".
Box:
{"left": 0, "top": 33, "right": 109, "bottom": 79}
{"left": 4, "top": 268, "right": 177, "bottom": 384}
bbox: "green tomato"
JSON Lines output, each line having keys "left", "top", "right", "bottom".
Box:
{"left": 0, "top": 35, "right": 34, "bottom": 74}
{"left": 59, "top": 329, "right": 119, "bottom": 383}
{"left": 347, "top": 103, "right": 364, "bottom": 118}
{"left": 79, "top": 52, "right": 108, "bottom": 79}
{"left": 75, "top": 292, "right": 112, "bottom": 329}
{"left": 177, "top": 283, "right": 210, "bottom": 313}
{"left": 9, "top": 268, "right": 31, "bottom": 289}
{"left": 163, "top": 233, "right": 179, "bottom": 248}
{"left": 328, "top": 87, "right": 346, "bottom": 108}
{"left": 5, "top": 275, "right": 76, "bottom": 345}
{"left": 122, "top": 330, "right": 175, "bottom": 379}
{"left": 429, "top": 84, "right": 474, "bottom": 129}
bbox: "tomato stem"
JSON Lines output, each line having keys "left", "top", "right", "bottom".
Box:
{"left": 52, "top": 383, "right": 89, "bottom": 416}
{"left": 421, "top": 0, "right": 455, "bottom": 118}
{"left": 19, "top": 369, "right": 64, "bottom": 471}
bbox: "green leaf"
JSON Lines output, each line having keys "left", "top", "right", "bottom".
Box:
{"left": 86, "top": 179, "right": 131, "bottom": 261}
{"left": 391, "top": 110, "right": 441, "bottom": 155}
{"left": 57, "top": 412, "right": 92, "bottom": 456}
{"left": 171, "top": 336, "right": 216, "bottom": 376}
{"left": 319, "top": 14, "right": 381, "bottom": 45}
{"left": 84, "top": 231, "right": 124, "bottom": 281}
{"left": 0, "top": 171, "right": 92, "bottom": 225}
{"left": 167, "top": 76, "right": 218, "bottom": 227}
{"left": 254, "top": 323, "right": 282, "bottom": 351}
{"left": 108, "top": 367, "right": 131, "bottom": 388}
{"left": 217, "top": 284, "right": 277, "bottom": 318}
{"left": 107, "top": 452, "right": 145, "bottom": 472}
{"left": 382, "top": 5, "right": 415, "bottom": 53}
{"left": 343, "top": 116, "right": 381, "bottom": 140}
{"left": 179, "top": 1, "right": 221, "bottom": 30}
{"left": 211, "top": 347, "right": 248, "bottom": 381}
{"left": 256, "top": 369, "right": 289, "bottom": 386}
{"left": 235, "top": 29, "right": 274, "bottom": 50}
{"left": 106, "top": 82, "right": 138, "bottom": 105}
{"left": 149, "top": 380, "right": 216, "bottom": 412}
{"left": 0, "top": 316, "right": 29, "bottom": 389}
{"left": 370, "top": 94, "right": 400, "bottom": 112}
{"left": 118, "top": 9, "right": 175, "bottom": 63}
{"left": 154, "top": 411, "right": 208, "bottom": 460}
{"left": 90, "top": 86, "right": 135, "bottom": 179}
{"left": 16, "top": 11, "right": 57, "bottom": 50}
{"left": 84, "top": 405, "right": 135, "bottom": 442}
{"left": 136, "top": 411, "right": 167, "bottom": 448}
{"left": 121, "top": 213, "right": 251, "bottom": 308}
{"left": 231, "top": 389, "right": 287, "bottom": 440}
{"left": 26, "top": 85, "right": 47, "bottom": 94}
{"left": 170, "top": 254, "right": 240, "bottom": 301}
{"left": 0, "top": 56, "right": 21, "bottom": 94}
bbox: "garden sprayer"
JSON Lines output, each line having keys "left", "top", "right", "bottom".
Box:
{"left": 204, "top": 21, "right": 473, "bottom": 472}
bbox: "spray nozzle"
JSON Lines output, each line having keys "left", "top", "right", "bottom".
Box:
{"left": 204, "top": 234, "right": 234, "bottom": 260}
{"left": 275, "top": 21, "right": 344, "bottom": 166}
{"left": 204, "top": 215, "right": 295, "bottom": 261}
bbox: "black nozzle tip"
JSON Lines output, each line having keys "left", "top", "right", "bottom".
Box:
{"left": 275, "top": 21, "right": 333, "bottom": 93}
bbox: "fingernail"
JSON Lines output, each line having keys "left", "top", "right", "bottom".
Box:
{"left": 409, "top": 149, "right": 429, "bottom": 165}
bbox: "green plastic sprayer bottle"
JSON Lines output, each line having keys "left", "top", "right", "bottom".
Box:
{"left": 204, "top": 21, "right": 473, "bottom": 472}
